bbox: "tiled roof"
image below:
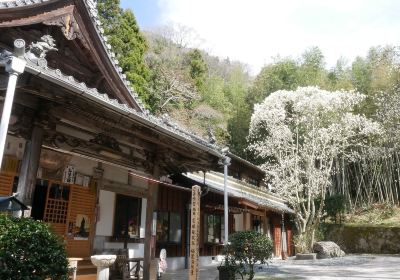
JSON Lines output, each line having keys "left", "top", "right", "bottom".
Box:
{"left": 186, "top": 172, "right": 294, "bottom": 214}
{"left": 0, "top": 0, "right": 147, "bottom": 112}
{"left": 0, "top": 0, "right": 223, "bottom": 156}
{"left": 0, "top": 0, "right": 52, "bottom": 8}
{"left": 21, "top": 52, "right": 222, "bottom": 156}
{"left": 82, "top": 0, "right": 147, "bottom": 112}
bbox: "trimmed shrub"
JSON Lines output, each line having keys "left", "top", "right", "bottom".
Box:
{"left": 225, "top": 231, "right": 273, "bottom": 280}
{"left": 0, "top": 214, "right": 69, "bottom": 280}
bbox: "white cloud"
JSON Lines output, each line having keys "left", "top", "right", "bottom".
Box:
{"left": 157, "top": 0, "right": 400, "bottom": 74}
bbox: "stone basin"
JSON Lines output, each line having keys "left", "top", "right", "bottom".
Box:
{"left": 91, "top": 254, "right": 116, "bottom": 267}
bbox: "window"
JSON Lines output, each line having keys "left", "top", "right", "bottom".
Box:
{"left": 113, "top": 194, "right": 141, "bottom": 239}
{"left": 43, "top": 182, "right": 70, "bottom": 224}
{"left": 252, "top": 215, "right": 264, "bottom": 233}
{"left": 204, "top": 214, "right": 224, "bottom": 244}
{"left": 169, "top": 213, "right": 181, "bottom": 243}
{"left": 156, "top": 212, "right": 182, "bottom": 243}
{"left": 48, "top": 183, "right": 70, "bottom": 200}
{"left": 157, "top": 212, "right": 169, "bottom": 242}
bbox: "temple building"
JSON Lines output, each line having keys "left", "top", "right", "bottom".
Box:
{"left": 0, "top": 0, "right": 294, "bottom": 279}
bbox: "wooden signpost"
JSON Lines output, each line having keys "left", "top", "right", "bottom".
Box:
{"left": 189, "top": 185, "right": 201, "bottom": 280}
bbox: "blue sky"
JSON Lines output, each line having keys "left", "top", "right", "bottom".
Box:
{"left": 121, "top": 0, "right": 400, "bottom": 74}
{"left": 120, "top": 0, "right": 161, "bottom": 28}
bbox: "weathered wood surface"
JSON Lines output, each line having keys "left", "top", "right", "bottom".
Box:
{"left": 0, "top": 171, "right": 15, "bottom": 196}
{"left": 66, "top": 185, "right": 96, "bottom": 258}
{"left": 100, "top": 178, "right": 147, "bottom": 198}
{"left": 16, "top": 125, "right": 43, "bottom": 206}
{"left": 143, "top": 164, "right": 159, "bottom": 280}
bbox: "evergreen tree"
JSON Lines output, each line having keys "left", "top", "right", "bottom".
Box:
{"left": 187, "top": 49, "right": 208, "bottom": 90}
{"left": 97, "top": 1, "right": 151, "bottom": 109}
{"left": 96, "top": 0, "right": 121, "bottom": 30}
{"left": 298, "top": 46, "right": 327, "bottom": 86}
{"left": 247, "top": 57, "right": 299, "bottom": 105}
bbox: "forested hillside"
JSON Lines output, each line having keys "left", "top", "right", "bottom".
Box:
{"left": 96, "top": 0, "right": 400, "bottom": 162}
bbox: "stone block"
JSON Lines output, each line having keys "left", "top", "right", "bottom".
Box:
{"left": 295, "top": 253, "right": 317, "bottom": 260}
{"left": 313, "top": 241, "right": 345, "bottom": 259}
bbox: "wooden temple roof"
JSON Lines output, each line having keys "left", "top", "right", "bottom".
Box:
{"left": 0, "top": 0, "right": 145, "bottom": 111}
{"left": 186, "top": 171, "right": 294, "bottom": 214}
{"left": 0, "top": 0, "right": 225, "bottom": 175}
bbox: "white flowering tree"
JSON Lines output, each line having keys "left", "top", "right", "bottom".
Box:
{"left": 248, "top": 87, "right": 381, "bottom": 252}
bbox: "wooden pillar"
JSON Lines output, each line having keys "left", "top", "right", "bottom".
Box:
{"left": 262, "top": 212, "right": 268, "bottom": 235}
{"left": 16, "top": 125, "right": 43, "bottom": 209}
{"left": 143, "top": 164, "right": 159, "bottom": 280}
{"left": 91, "top": 162, "right": 104, "bottom": 255}
{"left": 243, "top": 207, "right": 247, "bottom": 230}
{"left": 272, "top": 216, "right": 282, "bottom": 257}
{"left": 287, "top": 228, "right": 293, "bottom": 256}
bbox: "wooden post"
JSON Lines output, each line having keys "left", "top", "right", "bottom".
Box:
{"left": 143, "top": 164, "right": 159, "bottom": 280}
{"left": 273, "top": 216, "right": 282, "bottom": 257}
{"left": 189, "top": 185, "right": 201, "bottom": 280}
{"left": 243, "top": 206, "right": 248, "bottom": 230}
{"left": 91, "top": 163, "right": 104, "bottom": 256}
{"left": 16, "top": 125, "right": 43, "bottom": 209}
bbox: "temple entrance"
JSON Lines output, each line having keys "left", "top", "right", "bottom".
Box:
{"left": 31, "top": 179, "right": 96, "bottom": 258}
{"left": 31, "top": 181, "right": 48, "bottom": 221}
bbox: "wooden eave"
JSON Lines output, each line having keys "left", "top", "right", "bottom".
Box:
{"left": 0, "top": 0, "right": 143, "bottom": 111}
{"left": 238, "top": 198, "right": 259, "bottom": 210}
{"left": 5, "top": 65, "right": 222, "bottom": 174}
{"left": 228, "top": 153, "right": 265, "bottom": 179}
{"left": 0, "top": 0, "right": 224, "bottom": 175}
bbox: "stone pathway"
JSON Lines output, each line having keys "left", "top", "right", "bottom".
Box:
{"left": 162, "top": 254, "right": 400, "bottom": 280}
{"left": 162, "top": 265, "right": 219, "bottom": 280}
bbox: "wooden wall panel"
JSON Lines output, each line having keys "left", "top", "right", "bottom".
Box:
{"left": 50, "top": 224, "right": 66, "bottom": 237}
{"left": 66, "top": 185, "right": 96, "bottom": 258}
{"left": 287, "top": 228, "right": 294, "bottom": 256}
{"left": 156, "top": 186, "right": 189, "bottom": 257}
{"left": 272, "top": 216, "right": 282, "bottom": 258}
{"left": 0, "top": 172, "right": 14, "bottom": 196}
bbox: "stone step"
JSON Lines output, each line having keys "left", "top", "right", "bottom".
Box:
{"left": 76, "top": 259, "right": 97, "bottom": 278}
{"left": 76, "top": 274, "right": 96, "bottom": 280}
{"left": 77, "top": 267, "right": 97, "bottom": 275}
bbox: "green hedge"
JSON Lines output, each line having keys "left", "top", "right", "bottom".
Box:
{"left": 0, "top": 214, "right": 69, "bottom": 280}
{"left": 225, "top": 231, "right": 273, "bottom": 280}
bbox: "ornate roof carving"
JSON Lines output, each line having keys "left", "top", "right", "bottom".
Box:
{"left": 0, "top": 0, "right": 147, "bottom": 112}
{"left": 28, "top": 35, "right": 57, "bottom": 58}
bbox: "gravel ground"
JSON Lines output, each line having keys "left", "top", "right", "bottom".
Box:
{"left": 259, "top": 254, "right": 400, "bottom": 279}
{"left": 162, "top": 254, "right": 400, "bottom": 280}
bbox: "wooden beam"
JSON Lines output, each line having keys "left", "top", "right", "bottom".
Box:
{"left": 100, "top": 178, "right": 147, "bottom": 198}
{"left": 247, "top": 208, "right": 266, "bottom": 217}
{"left": 16, "top": 125, "right": 43, "bottom": 208}
{"left": 50, "top": 106, "right": 215, "bottom": 171}
{"left": 50, "top": 107, "right": 155, "bottom": 152}
{"left": 143, "top": 163, "right": 159, "bottom": 280}
{"left": 238, "top": 198, "right": 259, "bottom": 210}
{"left": 0, "top": 4, "right": 75, "bottom": 27}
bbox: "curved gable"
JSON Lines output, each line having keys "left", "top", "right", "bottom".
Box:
{"left": 0, "top": 0, "right": 145, "bottom": 112}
